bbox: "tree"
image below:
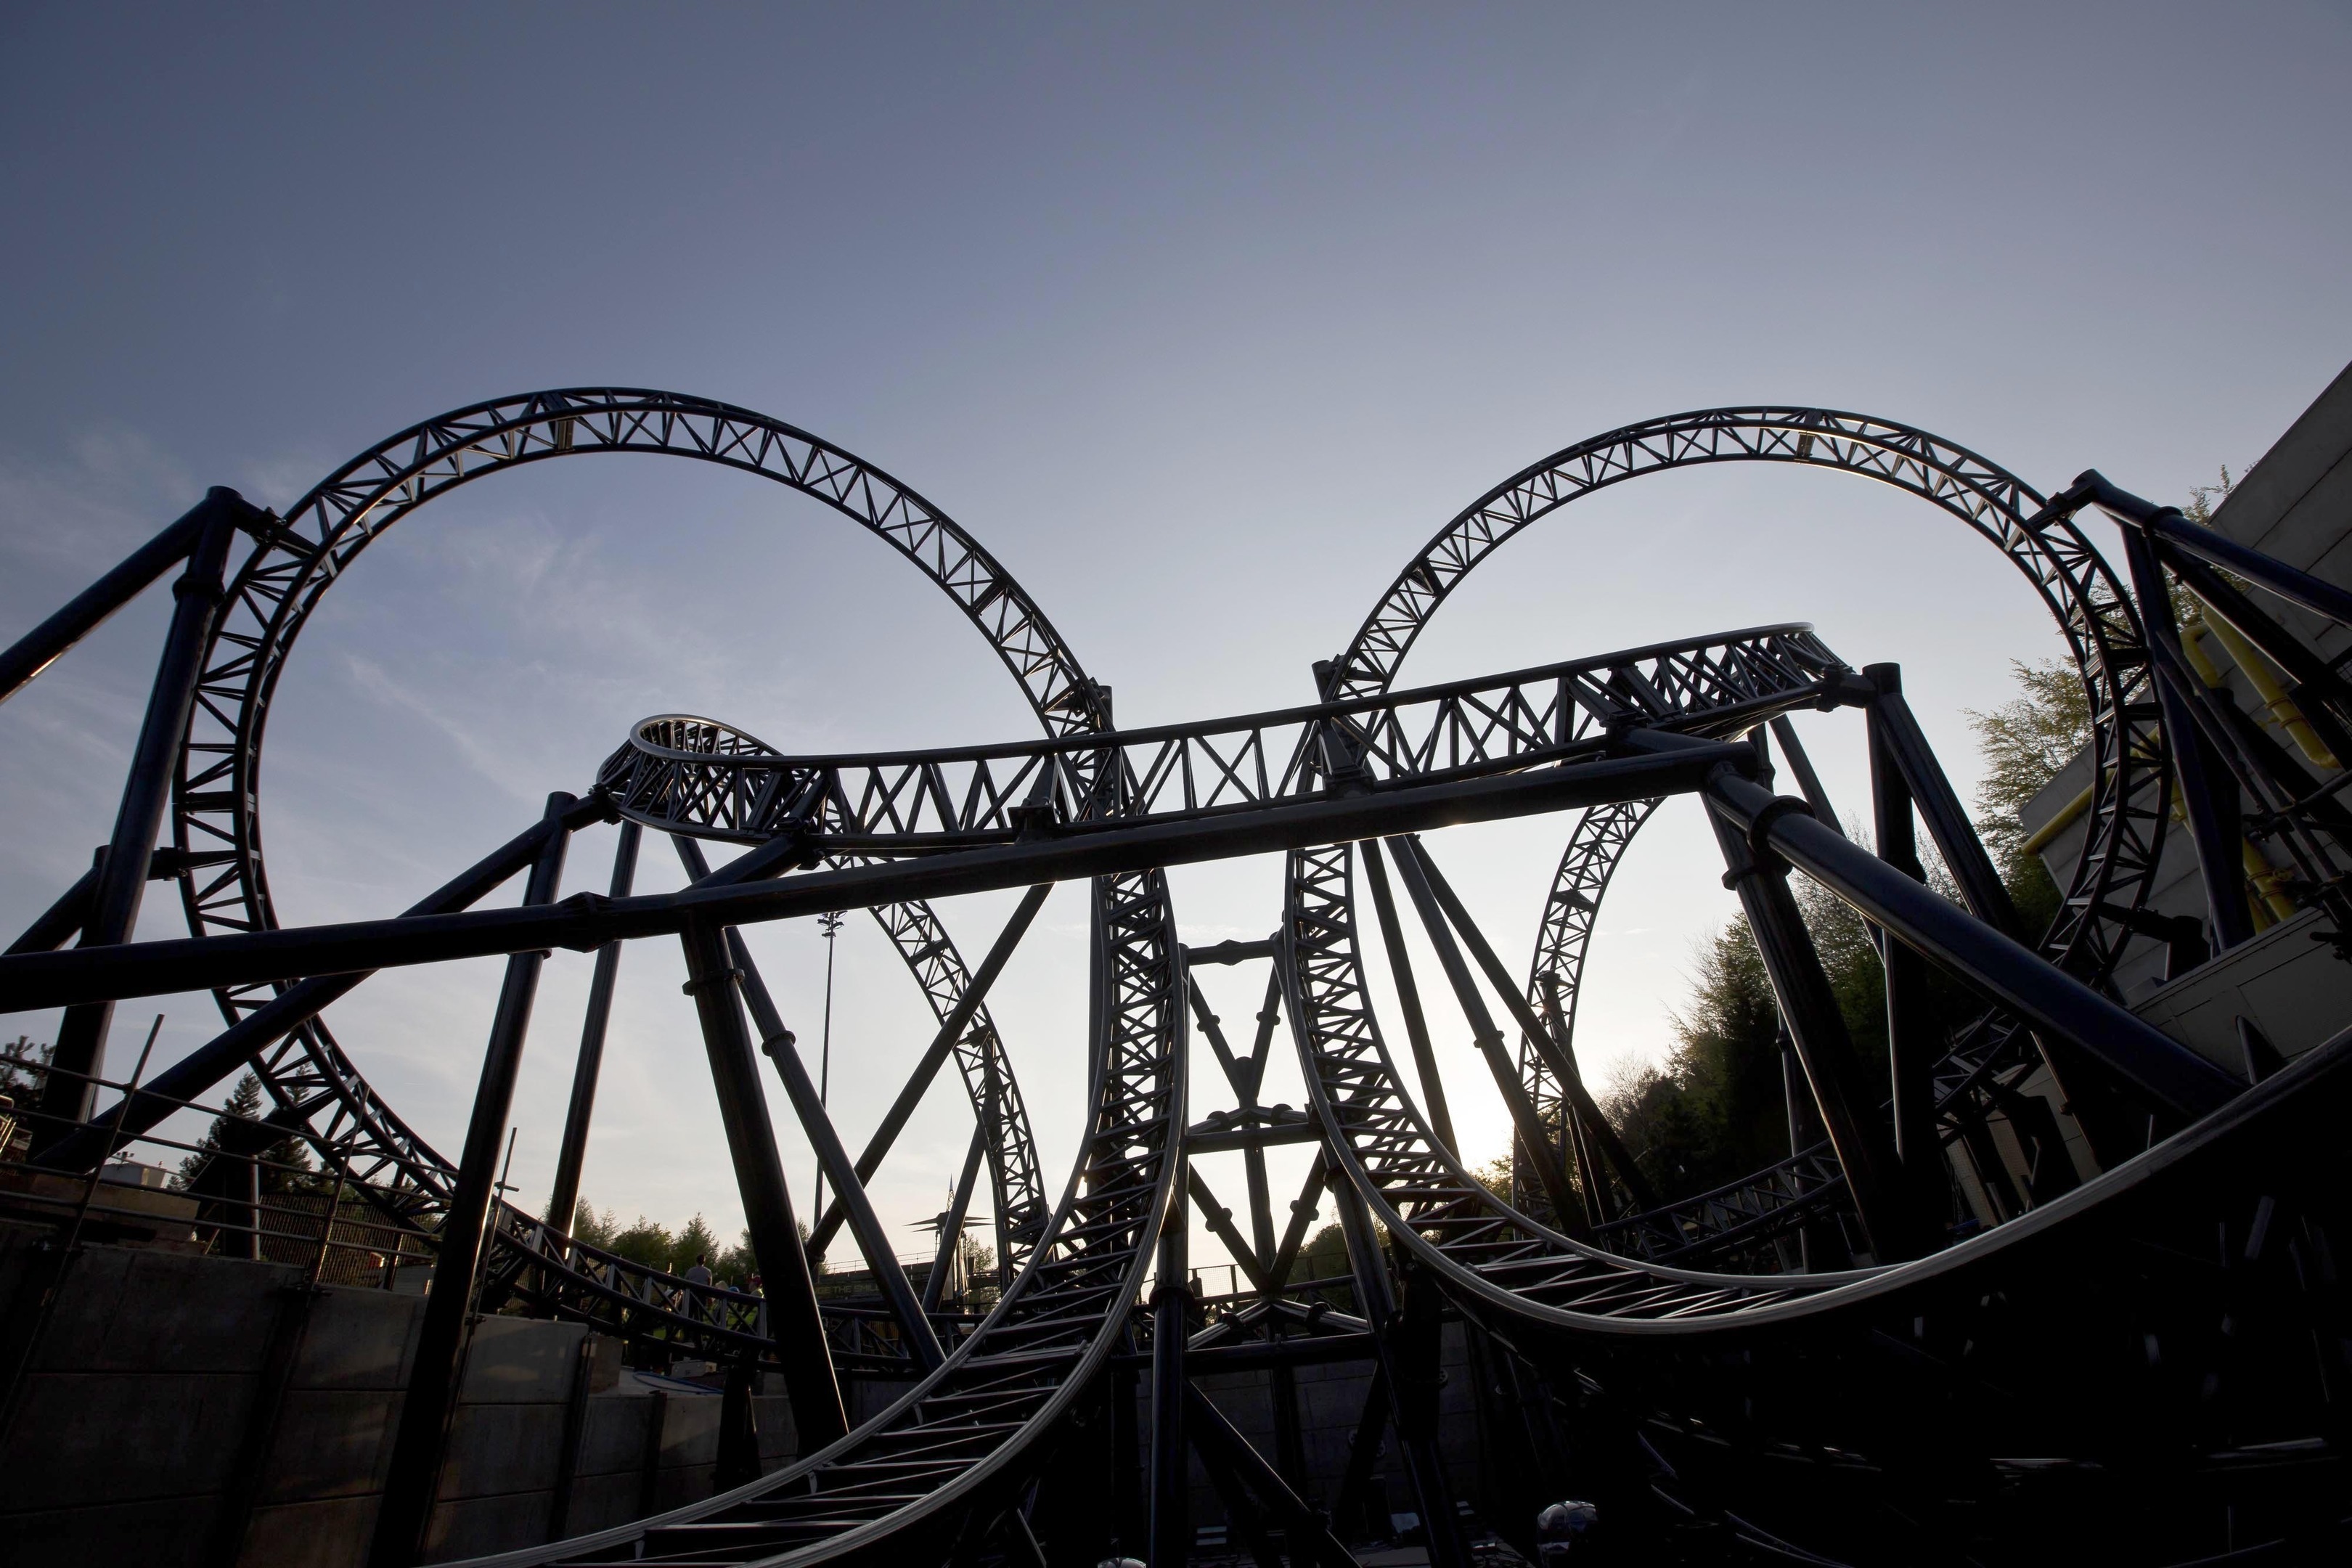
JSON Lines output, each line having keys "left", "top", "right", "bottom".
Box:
{"left": 570, "top": 1200, "right": 618, "bottom": 1249}
{"left": 957, "top": 1232, "right": 1000, "bottom": 1309}
{"left": 0, "top": 1034, "right": 51, "bottom": 1097}
{"left": 1965, "top": 659, "right": 2093, "bottom": 936}
{"left": 606, "top": 1214, "right": 675, "bottom": 1269}
{"left": 672, "top": 1213, "right": 721, "bottom": 1274}
{"left": 173, "top": 1071, "right": 317, "bottom": 1193}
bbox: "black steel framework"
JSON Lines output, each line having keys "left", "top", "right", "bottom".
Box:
{"left": 5, "top": 392, "right": 2350, "bottom": 1567}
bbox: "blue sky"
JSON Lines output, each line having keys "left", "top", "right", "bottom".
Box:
{"left": 3, "top": 3, "right": 2348, "bottom": 1271}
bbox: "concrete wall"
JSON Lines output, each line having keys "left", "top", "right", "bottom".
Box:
{"left": 0, "top": 1230, "right": 804, "bottom": 1568}
{"left": 1, "top": 1228, "right": 1517, "bottom": 1563}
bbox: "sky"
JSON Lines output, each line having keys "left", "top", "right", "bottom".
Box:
{"left": 3, "top": 2, "right": 2349, "bottom": 1282}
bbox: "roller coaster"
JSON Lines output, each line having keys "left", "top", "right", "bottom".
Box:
{"left": 3, "top": 388, "right": 2350, "bottom": 1565}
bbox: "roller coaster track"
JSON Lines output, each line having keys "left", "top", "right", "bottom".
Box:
{"left": 13, "top": 391, "right": 2349, "bottom": 1564}
{"left": 1310, "top": 409, "right": 2171, "bottom": 1270}
{"left": 141, "top": 390, "right": 1090, "bottom": 1368}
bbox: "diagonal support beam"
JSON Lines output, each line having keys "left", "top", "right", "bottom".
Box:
{"left": 920, "top": 1121, "right": 988, "bottom": 1315}
{"left": 1357, "top": 838, "right": 1455, "bottom": 1153}
{"left": 1187, "top": 1167, "right": 1275, "bottom": 1297}
{"left": 1267, "top": 1155, "right": 1329, "bottom": 1293}
{"left": 672, "top": 836, "right": 942, "bottom": 1371}
{"left": 370, "top": 792, "right": 574, "bottom": 1567}
{"left": 1185, "top": 1384, "right": 1363, "bottom": 1567}
{"left": 806, "top": 881, "right": 1052, "bottom": 1257}
{"left": 1376, "top": 837, "right": 1585, "bottom": 1229}
{"left": 42, "top": 795, "right": 613, "bottom": 1172}
{"left": 674, "top": 915, "right": 845, "bottom": 1451}
{"left": 0, "top": 490, "right": 221, "bottom": 707}
{"left": 1389, "top": 835, "right": 1658, "bottom": 1212}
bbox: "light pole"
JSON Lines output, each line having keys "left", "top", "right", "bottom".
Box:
{"left": 812, "top": 912, "right": 843, "bottom": 1219}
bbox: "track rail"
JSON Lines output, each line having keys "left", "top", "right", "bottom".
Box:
{"left": 144, "top": 389, "right": 1084, "bottom": 1381}
{"left": 600, "top": 624, "right": 1844, "bottom": 848}
{"left": 1328, "top": 406, "right": 2165, "bottom": 987}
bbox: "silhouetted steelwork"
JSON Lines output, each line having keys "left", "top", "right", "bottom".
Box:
{"left": 7, "top": 394, "right": 2351, "bottom": 1566}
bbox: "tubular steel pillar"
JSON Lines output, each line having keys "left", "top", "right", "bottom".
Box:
{"left": 759, "top": 1015, "right": 944, "bottom": 1369}
{"left": 40, "top": 800, "right": 596, "bottom": 1172}
{"left": 1376, "top": 838, "right": 1584, "bottom": 1225}
{"left": 547, "top": 820, "right": 640, "bottom": 1234}
{"left": 41, "top": 491, "right": 248, "bottom": 1124}
{"left": 1357, "top": 839, "right": 1456, "bottom": 1152}
{"left": 2119, "top": 528, "right": 2259, "bottom": 952}
{"left": 1391, "top": 835, "right": 1658, "bottom": 1212}
{"left": 369, "top": 792, "right": 575, "bottom": 1568}
{"left": 1865, "top": 669, "right": 1945, "bottom": 1233}
{"left": 677, "top": 914, "right": 846, "bottom": 1453}
{"left": 1704, "top": 793, "right": 1918, "bottom": 1261}
{"left": 0, "top": 489, "right": 222, "bottom": 707}
{"left": 921, "top": 1122, "right": 988, "bottom": 1314}
{"left": 671, "top": 836, "right": 943, "bottom": 1369}
{"left": 1147, "top": 1162, "right": 1191, "bottom": 1567}
{"left": 1331, "top": 1175, "right": 1468, "bottom": 1568}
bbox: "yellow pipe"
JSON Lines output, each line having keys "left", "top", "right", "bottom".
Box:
{"left": 2187, "top": 595, "right": 2340, "bottom": 768}
{"left": 2239, "top": 841, "right": 2284, "bottom": 929}
{"left": 2157, "top": 787, "right": 2291, "bottom": 931}
{"left": 2179, "top": 621, "right": 2226, "bottom": 688}
{"left": 2019, "top": 780, "right": 2094, "bottom": 859}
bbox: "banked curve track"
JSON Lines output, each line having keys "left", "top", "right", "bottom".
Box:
{"left": 1282, "top": 409, "right": 2351, "bottom": 1561}
{"left": 1315, "top": 409, "right": 2172, "bottom": 1271}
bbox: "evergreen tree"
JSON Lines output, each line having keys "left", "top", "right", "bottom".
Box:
{"left": 1965, "top": 659, "right": 2092, "bottom": 936}
{"left": 173, "top": 1071, "right": 317, "bottom": 1193}
{"left": 569, "top": 1199, "right": 618, "bottom": 1249}
{"left": 672, "top": 1213, "right": 721, "bottom": 1274}
{"left": 607, "top": 1214, "right": 675, "bottom": 1268}
{"left": 0, "top": 1034, "right": 51, "bottom": 1097}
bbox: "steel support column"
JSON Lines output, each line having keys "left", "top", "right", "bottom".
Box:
{"left": 1148, "top": 1161, "right": 1191, "bottom": 1567}
{"left": 673, "top": 834, "right": 944, "bottom": 1369}
{"left": 1376, "top": 838, "right": 1583, "bottom": 1227}
{"left": 1704, "top": 789, "right": 1917, "bottom": 1260}
{"left": 1357, "top": 840, "right": 1455, "bottom": 1153}
{"left": 1329, "top": 1173, "right": 1467, "bottom": 1568}
{"left": 1866, "top": 668, "right": 1945, "bottom": 1233}
{"left": 1185, "top": 1385, "right": 1360, "bottom": 1567}
{"left": 547, "top": 820, "right": 640, "bottom": 1235}
{"left": 675, "top": 914, "right": 846, "bottom": 1451}
{"left": 41, "top": 491, "right": 248, "bottom": 1124}
{"left": 2120, "top": 526, "right": 2259, "bottom": 951}
{"left": 369, "top": 791, "right": 575, "bottom": 1568}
